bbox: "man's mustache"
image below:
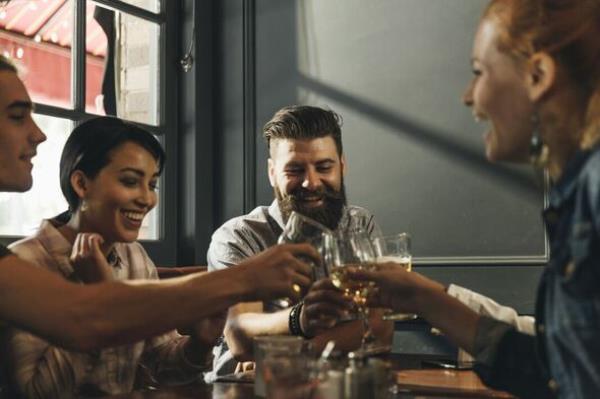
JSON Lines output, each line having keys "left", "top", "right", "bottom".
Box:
{"left": 286, "top": 186, "right": 344, "bottom": 202}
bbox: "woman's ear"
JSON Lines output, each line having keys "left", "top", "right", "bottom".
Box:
{"left": 526, "top": 52, "right": 557, "bottom": 102}
{"left": 70, "top": 170, "right": 88, "bottom": 200}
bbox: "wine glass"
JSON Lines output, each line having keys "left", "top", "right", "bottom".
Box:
{"left": 373, "top": 233, "right": 416, "bottom": 321}
{"left": 328, "top": 230, "right": 378, "bottom": 350}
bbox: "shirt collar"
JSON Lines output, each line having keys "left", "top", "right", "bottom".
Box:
{"left": 35, "top": 219, "right": 123, "bottom": 280}
{"left": 548, "top": 148, "right": 593, "bottom": 209}
{"left": 268, "top": 200, "right": 286, "bottom": 230}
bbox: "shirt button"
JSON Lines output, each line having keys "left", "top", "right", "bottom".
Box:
{"left": 548, "top": 379, "right": 559, "bottom": 392}
{"left": 564, "top": 261, "right": 575, "bottom": 278}
{"left": 537, "top": 324, "right": 545, "bottom": 334}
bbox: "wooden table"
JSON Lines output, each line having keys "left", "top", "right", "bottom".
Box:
{"left": 104, "top": 369, "right": 514, "bottom": 398}
{"left": 395, "top": 369, "right": 514, "bottom": 398}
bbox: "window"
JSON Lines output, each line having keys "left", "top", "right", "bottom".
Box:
{"left": 0, "top": 0, "right": 174, "bottom": 258}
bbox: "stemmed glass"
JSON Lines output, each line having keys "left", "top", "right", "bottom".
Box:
{"left": 327, "top": 230, "right": 378, "bottom": 350}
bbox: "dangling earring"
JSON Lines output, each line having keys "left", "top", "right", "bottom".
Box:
{"left": 529, "top": 112, "right": 549, "bottom": 168}
{"left": 80, "top": 200, "right": 89, "bottom": 212}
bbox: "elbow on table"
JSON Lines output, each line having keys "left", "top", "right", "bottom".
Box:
{"left": 224, "top": 322, "right": 254, "bottom": 362}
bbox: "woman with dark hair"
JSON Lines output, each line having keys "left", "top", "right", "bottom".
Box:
{"left": 4, "top": 117, "right": 233, "bottom": 397}
{"left": 352, "top": 0, "right": 600, "bottom": 397}
{"left": 0, "top": 56, "right": 315, "bottom": 356}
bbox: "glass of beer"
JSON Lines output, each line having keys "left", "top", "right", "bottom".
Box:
{"left": 373, "top": 233, "right": 416, "bottom": 321}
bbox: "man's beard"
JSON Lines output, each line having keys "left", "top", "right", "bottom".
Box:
{"left": 276, "top": 178, "right": 347, "bottom": 231}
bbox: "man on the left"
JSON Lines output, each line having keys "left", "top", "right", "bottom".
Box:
{"left": 0, "top": 56, "right": 316, "bottom": 351}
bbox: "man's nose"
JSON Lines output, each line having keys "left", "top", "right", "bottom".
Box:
{"left": 31, "top": 122, "right": 47, "bottom": 145}
{"left": 302, "top": 169, "right": 322, "bottom": 191}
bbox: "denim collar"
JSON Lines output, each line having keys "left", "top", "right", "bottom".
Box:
{"left": 548, "top": 148, "right": 594, "bottom": 210}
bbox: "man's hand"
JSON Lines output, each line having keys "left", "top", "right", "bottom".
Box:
{"left": 299, "top": 278, "right": 353, "bottom": 337}
{"left": 348, "top": 263, "right": 445, "bottom": 314}
{"left": 236, "top": 243, "right": 316, "bottom": 303}
{"left": 70, "top": 233, "right": 113, "bottom": 284}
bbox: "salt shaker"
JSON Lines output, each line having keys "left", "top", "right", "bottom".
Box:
{"left": 344, "top": 352, "right": 374, "bottom": 399}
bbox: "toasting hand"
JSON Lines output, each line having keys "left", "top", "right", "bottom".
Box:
{"left": 347, "top": 263, "right": 445, "bottom": 314}
{"left": 300, "top": 278, "right": 354, "bottom": 337}
{"left": 236, "top": 243, "right": 317, "bottom": 303}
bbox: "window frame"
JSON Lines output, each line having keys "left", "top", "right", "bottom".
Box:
{"left": 0, "top": 0, "right": 178, "bottom": 265}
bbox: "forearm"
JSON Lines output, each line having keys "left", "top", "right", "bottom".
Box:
{"left": 225, "top": 309, "right": 290, "bottom": 361}
{"left": 310, "top": 309, "right": 393, "bottom": 353}
{"left": 0, "top": 256, "right": 250, "bottom": 351}
{"left": 415, "top": 287, "right": 481, "bottom": 354}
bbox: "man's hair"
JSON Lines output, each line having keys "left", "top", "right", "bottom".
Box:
{"left": 0, "top": 55, "right": 17, "bottom": 73}
{"left": 262, "top": 105, "right": 343, "bottom": 156}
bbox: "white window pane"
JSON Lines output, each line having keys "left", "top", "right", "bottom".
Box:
{"left": 89, "top": 3, "right": 160, "bottom": 126}
{"left": 0, "top": 114, "right": 70, "bottom": 236}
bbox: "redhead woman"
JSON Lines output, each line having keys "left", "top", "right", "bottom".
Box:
{"left": 352, "top": 1, "right": 600, "bottom": 397}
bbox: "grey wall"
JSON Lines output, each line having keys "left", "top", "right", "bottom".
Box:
{"left": 214, "top": 0, "right": 546, "bottom": 312}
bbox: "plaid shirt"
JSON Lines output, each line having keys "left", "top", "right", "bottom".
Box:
{"left": 3, "top": 220, "right": 205, "bottom": 398}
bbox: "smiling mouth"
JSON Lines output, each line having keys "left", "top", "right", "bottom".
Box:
{"left": 20, "top": 153, "right": 36, "bottom": 163}
{"left": 121, "top": 211, "right": 145, "bottom": 223}
{"left": 300, "top": 197, "right": 324, "bottom": 207}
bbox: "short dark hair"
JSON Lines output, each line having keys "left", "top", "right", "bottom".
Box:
{"left": 0, "top": 55, "right": 17, "bottom": 73}
{"left": 262, "top": 105, "right": 343, "bottom": 156}
{"left": 59, "top": 116, "right": 166, "bottom": 212}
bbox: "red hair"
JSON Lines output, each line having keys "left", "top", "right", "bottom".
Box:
{"left": 483, "top": 0, "right": 600, "bottom": 147}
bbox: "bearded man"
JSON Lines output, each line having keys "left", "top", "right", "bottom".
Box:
{"left": 206, "top": 105, "right": 387, "bottom": 380}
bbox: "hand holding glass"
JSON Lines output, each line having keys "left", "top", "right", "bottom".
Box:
{"left": 278, "top": 211, "right": 333, "bottom": 282}
{"left": 373, "top": 233, "right": 416, "bottom": 321}
{"left": 327, "top": 230, "right": 378, "bottom": 350}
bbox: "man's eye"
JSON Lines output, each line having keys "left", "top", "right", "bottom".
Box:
{"left": 9, "top": 114, "right": 25, "bottom": 121}
{"left": 317, "top": 166, "right": 332, "bottom": 173}
{"left": 149, "top": 182, "right": 159, "bottom": 191}
{"left": 472, "top": 68, "right": 482, "bottom": 76}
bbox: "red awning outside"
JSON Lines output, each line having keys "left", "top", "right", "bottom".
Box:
{"left": 0, "top": 0, "right": 106, "bottom": 111}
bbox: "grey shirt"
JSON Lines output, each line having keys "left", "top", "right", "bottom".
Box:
{"left": 205, "top": 201, "right": 381, "bottom": 380}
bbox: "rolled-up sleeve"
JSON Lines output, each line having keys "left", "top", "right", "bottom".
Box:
{"left": 5, "top": 328, "right": 95, "bottom": 398}
{"left": 447, "top": 284, "right": 535, "bottom": 335}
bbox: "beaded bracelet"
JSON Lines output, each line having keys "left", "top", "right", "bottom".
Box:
{"left": 288, "top": 301, "right": 307, "bottom": 337}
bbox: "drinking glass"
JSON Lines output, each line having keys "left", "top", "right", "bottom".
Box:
{"left": 278, "top": 211, "right": 333, "bottom": 282}
{"left": 254, "top": 335, "right": 305, "bottom": 397}
{"left": 263, "top": 353, "right": 318, "bottom": 399}
{"left": 328, "top": 230, "right": 378, "bottom": 350}
{"left": 373, "top": 233, "right": 416, "bottom": 321}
